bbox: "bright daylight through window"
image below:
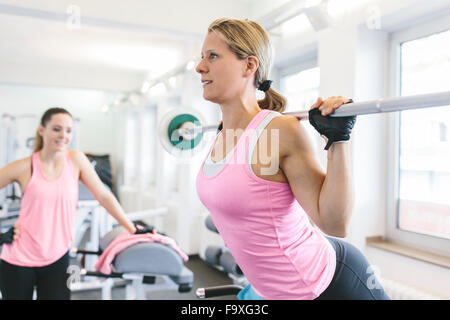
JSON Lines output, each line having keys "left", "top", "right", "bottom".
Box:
{"left": 398, "top": 29, "right": 450, "bottom": 239}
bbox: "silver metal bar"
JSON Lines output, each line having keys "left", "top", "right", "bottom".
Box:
{"left": 199, "top": 124, "right": 219, "bottom": 132}
{"left": 284, "top": 90, "right": 450, "bottom": 120}
{"left": 196, "top": 285, "right": 244, "bottom": 299}
{"left": 178, "top": 124, "right": 219, "bottom": 137}
{"left": 179, "top": 91, "right": 450, "bottom": 138}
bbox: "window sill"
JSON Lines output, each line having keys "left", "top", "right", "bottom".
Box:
{"left": 366, "top": 236, "right": 450, "bottom": 269}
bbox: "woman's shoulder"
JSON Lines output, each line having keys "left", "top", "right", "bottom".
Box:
{"left": 265, "top": 114, "right": 313, "bottom": 156}
{"left": 68, "top": 149, "right": 88, "bottom": 160}
{"left": 67, "top": 149, "right": 86, "bottom": 167}
{"left": 68, "top": 150, "right": 93, "bottom": 169}
{"left": 13, "top": 156, "right": 33, "bottom": 170}
{"left": 267, "top": 113, "right": 299, "bottom": 127}
{"left": 266, "top": 114, "right": 305, "bottom": 139}
{"left": 1, "top": 156, "right": 32, "bottom": 178}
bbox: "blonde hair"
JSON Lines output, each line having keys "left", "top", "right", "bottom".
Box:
{"left": 33, "top": 107, "right": 73, "bottom": 153}
{"left": 208, "top": 18, "right": 287, "bottom": 113}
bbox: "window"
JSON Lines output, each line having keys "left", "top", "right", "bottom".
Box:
{"left": 280, "top": 65, "right": 320, "bottom": 113}
{"left": 388, "top": 14, "right": 450, "bottom": 256}
{"left": 279, "top": 61, "right": 320, "bottom": 155}
{"left": 270, "top": 14, "right": 313, "bottom": 38}
{"left": 398, "top": 29, "right": 450, "bottom": 240}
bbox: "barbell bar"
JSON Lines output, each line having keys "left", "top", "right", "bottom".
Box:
{"left": 159, "top": 90, "right": 450, "bottom": 157}
{"left": 284, "top": 90, "right": 450, "bottom": 119}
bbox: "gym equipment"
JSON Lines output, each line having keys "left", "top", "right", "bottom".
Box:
{"left": 74, "top": 181, "right": 116, "bottom": 271}
{"left": 159, "top": 91, "right": 450, "bottom": 156}
{"left": 196, "top": 285, "right": 244, "bottom": 299}
{"left": 0, "top": 114, "right": 19, "bottom": 209}
{"left": 73, "top": 171, "right": 189, "bottom": 300}
{"left": 0, "top": 113, "right": 39, "bottom": 210}
{"left": 74, "top": 180, "right": 171, "bottom": 288}
{"left": 0, "top": 114, "right": 34, "bottom": 233}
{"left": 72, "top": 225, "right": 194, "bottom": 300}
{"left": 85, "top": 154, "right": 114, "bottom": 192}
{"left": 158, "top": 107, "right": 209, "bottom": 158}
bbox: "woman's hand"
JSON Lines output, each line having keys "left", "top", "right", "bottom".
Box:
{"left": 13, "top": 224, "right": 20, "bottom": 240}
{"left": 308, "top": 96, "right": 356, "bottom": 150}
{"left": 310, "top": 96, "right": 353, "bottom": 116}
{"left": 134, "top": 223, "right": 157, "bottom": 235}
{"left": 0, "top": 224, "right": 20, "bottom": 244}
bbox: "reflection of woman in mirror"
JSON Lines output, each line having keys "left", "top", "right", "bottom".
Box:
{"left": 0, "top": 107, "right": 137, "bottom": 300}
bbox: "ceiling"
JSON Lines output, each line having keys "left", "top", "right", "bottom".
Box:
{"left": 2, "top": 0, "right": 448, "bottom": 92}
{"left": 0, "top": 0, "right": 291, "bottom": 91}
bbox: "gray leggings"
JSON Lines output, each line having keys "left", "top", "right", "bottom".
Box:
{"left": 316, "top": 237, "right": 391, "bottom": 300}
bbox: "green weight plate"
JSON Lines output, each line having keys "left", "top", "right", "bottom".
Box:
{"left": 168, "top": 114, "right": 203, "bottom": 150}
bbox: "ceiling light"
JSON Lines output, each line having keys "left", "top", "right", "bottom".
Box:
{"left": 141, "top": 81, "right": 151, "bottom": 93}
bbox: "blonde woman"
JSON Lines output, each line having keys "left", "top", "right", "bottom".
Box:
{"left": 195, "top": 18, "right": 389, "bottom": 300}
{"left": 0, "top": 107, "right": 138, "bottom": 300}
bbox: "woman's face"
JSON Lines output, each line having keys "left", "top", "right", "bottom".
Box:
{"left": 196, "top": 31, "right": 250, "bottom": 104}
{"left": 39, "top": 113, "right": 73, "bottom": 152}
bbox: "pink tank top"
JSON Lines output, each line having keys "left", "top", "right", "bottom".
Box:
{"left": 1, "top": 151, "right": 79, "bottom": 267}
{"left": 196, "top": 110, "right": 336, "bottom": 300}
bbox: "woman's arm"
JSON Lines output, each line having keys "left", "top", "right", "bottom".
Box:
{"left": 317, "top": 142, "right": 353, "bottom": 237}
{"left": 0, "top": 163, "right": 16, "bottom": 191}
{"left": 74, "top": 151, "right": 137, "bottom": 234}
{"left": 0, "top": 158, "right": 31, "bottom": 191}
{"left": 277, "top": 98, "right": 354, "bottom": 237}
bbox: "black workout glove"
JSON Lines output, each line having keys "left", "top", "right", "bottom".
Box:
{"left": 134, "top": 223, "right": 155, "bottom": 235}
{"left": 0, "top": 227, "right": 15, "bottom": 245}
{"left": 308, "top": 99, "right": 356, "bottom": 150}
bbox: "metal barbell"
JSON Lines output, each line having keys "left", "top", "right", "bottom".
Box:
{"left": 158, "top": 90, "right": 450, "bottom": 157}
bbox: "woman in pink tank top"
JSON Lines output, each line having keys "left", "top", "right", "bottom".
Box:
{"left": 195, "top": 19, "right": 389, "bottom": 300}
{"left": 0, "top": 107, "right": 138, "bottom": 300}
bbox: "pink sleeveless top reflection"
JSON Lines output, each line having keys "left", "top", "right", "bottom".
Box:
{"left": 1, "top": 151, "right": 79, "bottom": 267}
{"left": 196, "top": 110, "right": 336, "bottom": 300}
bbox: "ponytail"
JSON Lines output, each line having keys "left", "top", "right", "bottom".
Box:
{"left": 33, "top": 131, "right": 44, "bottom": 153}
{"left": 257, "top": 87, "right": 287, "bottom": 113}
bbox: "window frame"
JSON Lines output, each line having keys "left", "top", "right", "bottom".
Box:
{"left": 277, "top": 57, "right": 326, "bottom": 166}
{"left": 279, "top": 58, "right": 318, "bottom": 82}
{"left": 279, "top": 58, "right": 319, "bottom": 111}
{"left": 387, "top": 13, "right": 450, "bottom": 257}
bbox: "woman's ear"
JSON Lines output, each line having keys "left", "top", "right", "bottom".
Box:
{"left": 38, "top": 125, "right": 44, "bottom": 137}
{"left": 244, "top": 55, "right": 259, "bottom": 78}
